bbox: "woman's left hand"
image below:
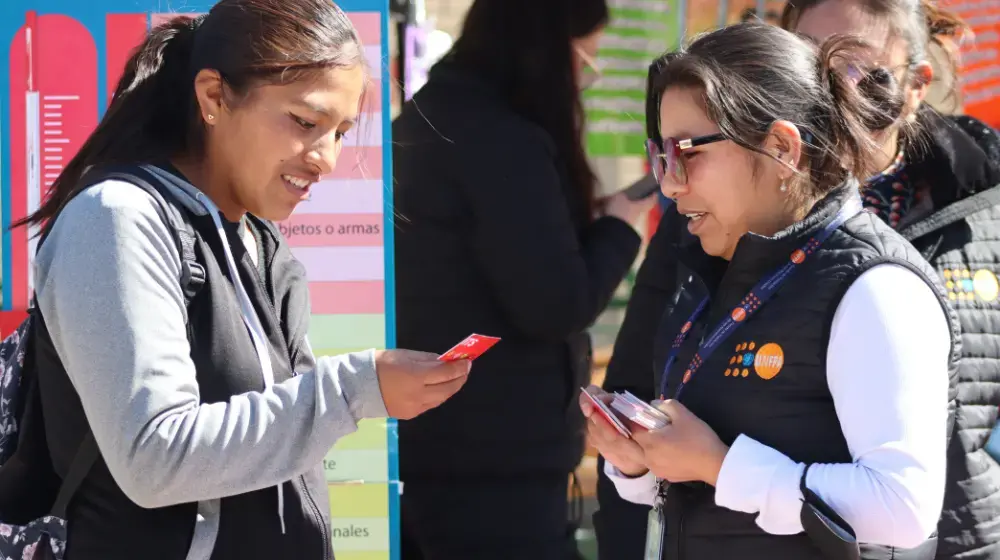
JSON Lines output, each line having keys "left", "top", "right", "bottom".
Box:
{"left": 632, "top": 400, "right": 730, "bottom": 486}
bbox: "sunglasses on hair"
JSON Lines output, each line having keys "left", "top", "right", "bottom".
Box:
{"left": 645, "top": 133, "right": 726, "bottom": 185}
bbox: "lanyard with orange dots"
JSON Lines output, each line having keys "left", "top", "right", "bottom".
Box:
{"left": 657, "top": 195, "right": 863, "bottom": 401}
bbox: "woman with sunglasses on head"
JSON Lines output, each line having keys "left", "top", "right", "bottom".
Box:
{"left": 583, "top": 22, "right": 960, "bottom": 559}
{"left": 391, "top": 0, "right": 654, "bottom": 558}
{"left": 783, "top": 2, "right": 1000, "bottom": 558}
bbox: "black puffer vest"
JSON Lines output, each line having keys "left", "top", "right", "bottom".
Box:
{"left": 898, "top": 112, "right": 1000, "bottom": 560}
{"left": 652, "top": 183, "right": 961, "bottom": 559}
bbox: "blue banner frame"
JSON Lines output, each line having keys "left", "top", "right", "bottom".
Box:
{"left": 0, "top": 0, "right": 399, "bottom": 557}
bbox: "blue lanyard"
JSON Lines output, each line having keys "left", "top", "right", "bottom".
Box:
{"left": 658, "top": 196, "right": 863, "bottom": 400}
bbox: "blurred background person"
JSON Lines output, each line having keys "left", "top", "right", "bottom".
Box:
{"left": 391, "top": 0, "right": 654, "bottom": 557}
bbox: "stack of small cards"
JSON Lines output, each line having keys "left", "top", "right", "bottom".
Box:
{"left": 612, "top": 391, "right": 671, "bottom": 431}
{"left": 582, "top": 389, "right": 670, "bottom": 438}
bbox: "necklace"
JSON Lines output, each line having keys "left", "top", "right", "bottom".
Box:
{"left": 862, "top": 146, "right": 912, "bottom": 228}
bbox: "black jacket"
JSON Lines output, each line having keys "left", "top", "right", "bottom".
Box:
{"left": 35, "top": 168, "right": 333, "bottom": 559}
{"left": 906, "top": 113, "right": 1000, "bottom": 560}
{"left": 596, "top": 112, "right": 1000, "bottom": 560}
{"left": 392, "top": 61, "right": 642, "bottom": 477}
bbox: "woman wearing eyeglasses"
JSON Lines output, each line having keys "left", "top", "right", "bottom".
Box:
{"left": 583, "top": 23, "right": 958, "bottom": 559}
{"left": 391, "top": 0, "right": 655, "bottom": 558}
{"left": 595, "top": 3, "right": 999, "bottom": 560}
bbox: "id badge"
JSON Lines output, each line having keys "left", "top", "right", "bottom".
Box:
{"left": 644, "top": 481, "right": 667, "bottom": 560}
{"left": 644, "top": 506, "right": 665, "bottom": 560}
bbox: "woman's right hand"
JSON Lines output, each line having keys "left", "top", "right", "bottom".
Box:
{"left": 579, "top": 386, "right": 649, "bottom": 477}
{"left": 375, "top": 349, "right": 472, "bottom": 419}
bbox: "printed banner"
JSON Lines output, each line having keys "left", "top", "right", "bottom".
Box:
{"left": 584, "top": 0, "right": 683, "bottom": 156}
{"left": 0, "top": 1, "right": 399, "bottom": 558}
{"left": 940, "top": 0, "right": 1000, "bottom": 126}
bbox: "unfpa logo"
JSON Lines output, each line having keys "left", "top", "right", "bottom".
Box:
{"left": 725, "top": 342, "right": 785, "bottom": 380}
{"left": 943, "top": 268, "right": 998, "bottom": 302}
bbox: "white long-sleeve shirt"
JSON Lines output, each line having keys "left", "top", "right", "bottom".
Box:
{"left": 606, "top": 263, "right": 950, "bottom": 549}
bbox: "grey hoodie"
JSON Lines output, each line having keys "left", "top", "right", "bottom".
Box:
{"left": 34, "top": 173, "right": 387, "bottom": 558}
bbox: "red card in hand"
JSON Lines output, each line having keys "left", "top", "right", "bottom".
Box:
{"left": 438, "top": 334, "right": 501, "bottom": 362}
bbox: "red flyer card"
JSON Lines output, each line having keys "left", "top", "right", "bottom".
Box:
{"left": 438, "top": 334, "right": 501, "bottom": 362}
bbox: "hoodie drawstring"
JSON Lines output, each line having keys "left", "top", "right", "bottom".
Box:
{"left": 196, "top": 192, "right": 286, "bottom": 534}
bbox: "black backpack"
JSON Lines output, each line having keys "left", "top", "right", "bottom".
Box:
{"left": 0, "top": 165, "right": 205, "bottom": 559}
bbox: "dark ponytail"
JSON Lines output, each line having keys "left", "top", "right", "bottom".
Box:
{"left": 15, "top": 0, "right": 366, "bottom": 237}
{"left": 111, "top": 16, "right": 203, "bottom": 159}
{"left": 15, "top": 16, "right": 202, "bottom": 235}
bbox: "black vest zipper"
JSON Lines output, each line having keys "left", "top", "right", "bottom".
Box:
{"left": 238, "top": 247, "right": 333, "bottom": 558}
{"left": 676, "top": 509, "right": 685, "bottom": 560}
{"left": 248, "top": 268, "right": 333, "bottom": 556}
{"left": 299, "top": 476, "right": 333, "bottom": 560}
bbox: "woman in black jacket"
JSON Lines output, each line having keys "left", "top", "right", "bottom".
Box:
{"left": 596, "top": 0, "right": 1000, "bottom": 558}
{"left": 391, "top": 0, "right": 653, "bottom": 557}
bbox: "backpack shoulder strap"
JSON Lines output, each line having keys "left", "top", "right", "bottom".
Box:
{"left": 49, "top": 432, "right": 99, "bottom": 518}
{"left": 85, "top": 166, "right": 206, "bottom": 306}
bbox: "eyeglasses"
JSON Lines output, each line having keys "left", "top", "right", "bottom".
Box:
{"left": 574, "top": 46, "right": 602, "bottom": 90}
{"left": 645, "top": 133, "right": 726, "bottom": 185}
